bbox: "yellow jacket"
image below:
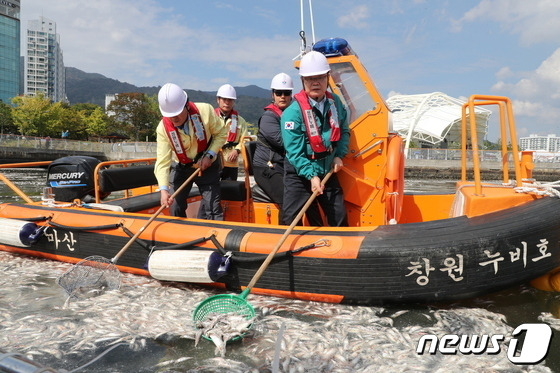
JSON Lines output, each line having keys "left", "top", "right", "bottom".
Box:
{"left": 218, "top": 112, "right": 248, "bottom": 168}
{"left": 154, "top": 102, "right": 227, "bottom": 188}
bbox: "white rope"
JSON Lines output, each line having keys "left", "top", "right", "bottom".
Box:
{"left": 513, "top": 179, "right": 560, "bottom": 198}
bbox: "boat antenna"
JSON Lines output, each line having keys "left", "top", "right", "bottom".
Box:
{"left": 295, "top": 0, "right": 307, "bottom": 59}
{"left": 308, "top": 0, "right": 316, "bottom": 45}
{"left": 299, "top": 31, "right": 307, "bottom": 53}
{"left": 294, "top": 0, "right": 314, "bottom": 60}
{"left": 300, "top": 0, "right": 305, "bottom": 40}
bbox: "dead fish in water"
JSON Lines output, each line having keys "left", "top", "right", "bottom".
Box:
{"left": 194, "top": 312, "right": 255, "bottom": 357}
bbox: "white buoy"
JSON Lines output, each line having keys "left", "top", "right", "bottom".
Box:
{"left": 148, "top": 250, "right": 228, "bottom": 283}
{"left": 0, "top": 218, "right": 43, "bottom": 247}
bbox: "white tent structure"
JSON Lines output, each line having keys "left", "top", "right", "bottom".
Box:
{"left": 386, "top": 92, "right": 492, "bottom": 153}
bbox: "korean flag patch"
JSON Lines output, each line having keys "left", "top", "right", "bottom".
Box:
{"left": 284, "top": 121, "right": 295, "bottom": 130}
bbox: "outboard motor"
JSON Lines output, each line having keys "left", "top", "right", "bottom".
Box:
{"left": 46, "top": 156, "right": 100, "bottom": 202}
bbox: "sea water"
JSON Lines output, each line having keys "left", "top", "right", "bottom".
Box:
{"left": 1, "top": 169, "right": 559, "bottom": 372}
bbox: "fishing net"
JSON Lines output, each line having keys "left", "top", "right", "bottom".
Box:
{"left": 194, "top": 294, "right": 255, "bottom": 321}
{"left": 57, "top": 255, "right": 121, "bottom": 298}
{"left": 193, "top": 293, "right": 256, "bottom": 342}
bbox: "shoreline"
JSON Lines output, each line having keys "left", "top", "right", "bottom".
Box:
{"left": 405, "top": 159, "right": 560, "bottom": 181}
{"left": 1, "top": 149, "right": 559, "bottom": 182}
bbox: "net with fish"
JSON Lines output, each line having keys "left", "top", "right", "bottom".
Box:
{"left": 193, "top": 293, "right": 255, "bottom": 342}
{"left": 57, "top": 255, "right": 121, "bottom": 297}
{"left": 194, "top": 294, "right": 255, "bottom": 322}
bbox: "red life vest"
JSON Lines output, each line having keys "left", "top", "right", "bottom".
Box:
{"left": 264, "top": 103, "right": 283, "bottom": 118}
{"left": 162, "top": 102, "right": 208, "bottom": 164}
{"left": 215, "top": 108, "right": 239, "bottom": 143}
{"left": 293, "top": 90, "right": 341, "bottom": 154}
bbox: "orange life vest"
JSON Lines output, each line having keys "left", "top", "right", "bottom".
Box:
{"left": 293, "top": 90, "right": 341, "bottom": 154}
{"left": 215, "top": 108, "right": 239, "bottom": 144}
{"left": 162, "top": 102, "right": 208, "bottom": 164}
{"left": 264, "top": 103, "right": 283, "bottom": 118}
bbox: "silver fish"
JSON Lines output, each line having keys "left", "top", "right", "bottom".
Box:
{"left": 195, "top": 312, "right": 256, "bottom": 357}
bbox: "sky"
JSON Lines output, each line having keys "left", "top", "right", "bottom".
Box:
{"left": 20, "top": 0, "right": 560, "bottom": 141}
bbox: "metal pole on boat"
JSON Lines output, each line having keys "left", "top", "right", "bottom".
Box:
{"left": 0, "top": 173, "right": 34, "bottom": 204}
{"left": 308, "top": 0, "right": 316, "bottom": 45}
{"left": 299, "top": 0, "right": 306, "bottom": 56}
{"left": 111, "top": 168, "right": 201, "bottom": 264}
{"left": 193, "top": 169, "right": 334, "bottom": 341}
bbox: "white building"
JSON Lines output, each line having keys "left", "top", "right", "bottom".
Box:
{"left": 386, "top": 92, "right": 491, "bottom": 152}
{"left": 25, "top": 16, "right": 66, "bottom": 102}
{"left": 519, "top": 134, "right": 560, "bottom": 153}
{"left": 105, "top": 93, "right": 116, "bottom": 116}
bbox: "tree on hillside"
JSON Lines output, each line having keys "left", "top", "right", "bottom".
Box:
{"left": 0, "top": 101, "right": 17, "bottom": 135}
{"left": 107, "top": 93, "right": 160, "bottom": 141}
{"left": 48, "top": 102, "right": 89, "bottom": 139}
{"left": 496, "top": 139, "right": 513, "bottom": 151}
{"left": 83, "top": 107, "right": 110, "bottom": 138}
{"left": 72, "top": 103, "right": 103, "bottom": 116}
{"left": 11, "top": 94, "right": 54, "bottom": 136}
{"left": 483, "top": 139, "right": 500, "bottom": 150}
{"left": 69, "top": 103, "right": 110, "bottom": 139}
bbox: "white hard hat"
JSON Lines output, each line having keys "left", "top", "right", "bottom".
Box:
{"left": 217, "top": 84, "right": 237, "bottom": 100}
{"left": 299, "top": 51, "right": 330, "bottom": 77}
{"left": 158, "top": 83, "right": 187, "bottom": 117}
{"left": 270, "top": 73, "right": 294, "bottom": 90}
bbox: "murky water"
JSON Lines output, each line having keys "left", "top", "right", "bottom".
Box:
{"left": 1, "top": 170, "right": 560, "bottom": 372}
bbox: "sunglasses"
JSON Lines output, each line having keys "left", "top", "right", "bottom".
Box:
{"left": 274, "top": 90, "right": 292, "bottom": 97}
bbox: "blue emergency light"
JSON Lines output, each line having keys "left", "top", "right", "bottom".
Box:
{"left": 313, "top": 38, "right": 353, "bottom": 56}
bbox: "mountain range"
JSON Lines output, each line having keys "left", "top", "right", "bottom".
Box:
{"left": 65, "top": 67, "right": 272, "bottom": 124}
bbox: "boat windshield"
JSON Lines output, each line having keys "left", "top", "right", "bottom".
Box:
{"left": 329, "top": 62, "right": 377, "bottom": 123}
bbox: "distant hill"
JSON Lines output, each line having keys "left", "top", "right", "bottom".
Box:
{"left": 235, "top": 85, "right": 271, "bottom": 99}
{"left": 65, "top": 67, "right": 271, "bottom": 125}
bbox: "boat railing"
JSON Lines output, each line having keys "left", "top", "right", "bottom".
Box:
{"left": 461, "top": 95, "right": 529, "bottom": 195}
{"left": 0, "top": 134, "right": 157, "bottom": 160}
{"left": 0, "top": 158, "right": 159, "bottom": 205}
{"left": 93, "top": 158, "right": 157, "bottom": 203}
{"left": 0, "top": 161, "right": 53, "bottom": 203}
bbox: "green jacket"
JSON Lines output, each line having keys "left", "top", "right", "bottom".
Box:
{"left": 281, "top": 91, "right": 350, "bottom": 179}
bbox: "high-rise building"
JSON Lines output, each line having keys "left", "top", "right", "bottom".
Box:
{"left": 519, "top": 134, "right": 560, "bottom": 153}
{"left": 0, "top": 0, "right": 20, "bottom": 104}
{"left": 25, "top": 16, "right": 66, "bottom": 102}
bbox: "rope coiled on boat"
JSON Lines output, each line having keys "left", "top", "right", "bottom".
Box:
{"left": 513, "top": 180, "right": 560, "bottom": 198}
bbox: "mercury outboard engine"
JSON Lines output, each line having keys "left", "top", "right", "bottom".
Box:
{"left": 46, "top": 156, "right": 100, "bottom": 202}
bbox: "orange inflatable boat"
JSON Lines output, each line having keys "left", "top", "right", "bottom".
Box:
{"left": 1, "top": 38, "right": 559, "bottom": 305}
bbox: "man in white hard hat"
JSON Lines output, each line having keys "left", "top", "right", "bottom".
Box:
{"left": 215, "top": 84, "right": 248, "bottom": 181}
{"left": 253, "top": 73, "right": 294, "bottom": 216}
{"left": 280, "top": 51, "right": 350, "bottom": 226}
{"left": 155, "top": 83, "right": 228, "bottom": 219}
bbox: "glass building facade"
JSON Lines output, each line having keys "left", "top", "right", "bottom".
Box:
{"left": 0, "top": 0, "right": 20, "bottom": 104}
